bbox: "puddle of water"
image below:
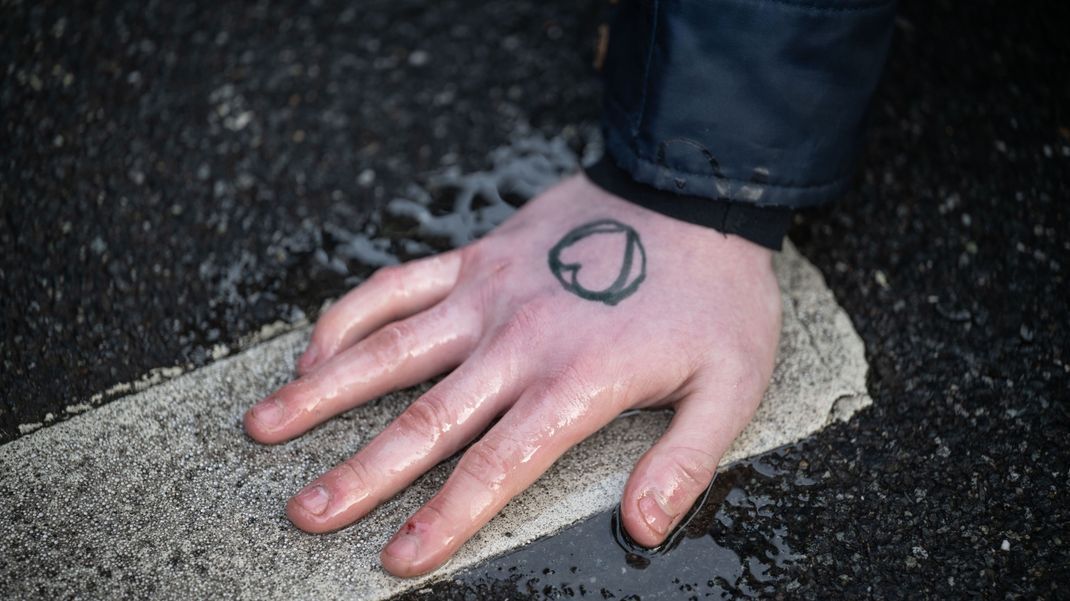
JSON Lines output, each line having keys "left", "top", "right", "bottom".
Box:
{"left": 395, "top": 445, "right": 811, "bottom": 600}
{"left": 187, "top": 127, "right": 815, "bottom": 600}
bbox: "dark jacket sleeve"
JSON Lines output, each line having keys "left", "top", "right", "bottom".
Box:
{"left": 587, "top": 0, "right": 897, "bottom": 248}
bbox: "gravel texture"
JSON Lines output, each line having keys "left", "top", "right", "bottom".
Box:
{"left": 2, "top": 0, "right": 1068, "bottom": 598}
{"left": 407, "top": 1, "right": 1070, "bottom": 599}
{"left": 0, "top": 242, "right": 867, "bottom": 600}
{"left": 0, "top": 0, "right": 602, "bottom": 441}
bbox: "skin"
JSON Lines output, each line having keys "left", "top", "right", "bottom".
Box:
{"left": 244, "top": 174, "right": 782, "bottom": 577}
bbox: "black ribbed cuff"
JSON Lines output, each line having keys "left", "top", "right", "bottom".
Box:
{"left": 584, "top": 154, "right": 792, "bottom": 251}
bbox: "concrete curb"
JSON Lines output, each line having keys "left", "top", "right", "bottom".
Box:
{"left": 0, "top": 242, "right": 869, "bottom": 599}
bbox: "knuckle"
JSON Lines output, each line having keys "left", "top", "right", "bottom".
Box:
{"left": 396, "top": 393, "right": 453, "bottom": 439}
{"left": 456, "top": 439, "right": 511, "bottom": 492}
{"left": 364, "top": 322, "right": 411, "bottom": 365}
{"left": 521, "top": 362, "right": 603, "bottom": 423}
{"left": 485, "top": 296, "right": 554, "bottom": 353}
{"left": 340, "top": 455, "right": 380, "bottom": 491}
{"left": 544, "top": 362, "right": 594, "bottom": 406}
{"left": 663, "top": 447, "right": 717, "bottom": 491}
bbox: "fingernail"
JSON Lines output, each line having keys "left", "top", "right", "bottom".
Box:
{"left": 294, "top": 484, "right": 330, "bottom": 515}
{"left": 298, "top": 344, "right": 320, "bottom": 372}
{"left": 251, "top": 397, "right": 285, "bottom": 430}
{"left": 384, "top": 533, "right": 420, "bottom": 564}
{"left": 638, "top": 493, "right": 674, "bottom": 537}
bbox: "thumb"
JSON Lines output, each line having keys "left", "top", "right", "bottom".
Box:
{"left": 621, "top": 381, "right": 759, "bottom": 547}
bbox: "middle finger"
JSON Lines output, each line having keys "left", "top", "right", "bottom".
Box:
{"left": 285, "top": 328, "right": 532, "bottom": 533}
{"left": 380, "top": 364, "right": 627, "bottom": 577}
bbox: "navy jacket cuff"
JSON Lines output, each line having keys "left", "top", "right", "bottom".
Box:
{"left": 585, "top": 153, "right": 793, "bottom": 250}
{"left": 600, "top": 0, "right": 896, "bottom": 209}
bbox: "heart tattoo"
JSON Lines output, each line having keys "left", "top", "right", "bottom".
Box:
{"left": 547, "top": 219, "right": 647, "bottom": 306}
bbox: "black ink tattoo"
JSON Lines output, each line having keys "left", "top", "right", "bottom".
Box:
{"left": 547, "top": 219, "right": 646, "bottom": 306}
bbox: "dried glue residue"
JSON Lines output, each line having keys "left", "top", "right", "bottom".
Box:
{"left": 319, "top": 124, "right": 601, "bottom": 269}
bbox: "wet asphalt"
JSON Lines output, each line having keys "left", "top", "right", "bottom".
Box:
{"left": 2, "top": 0, "right": 1068, "bottom": 599}
{"left": 1, "top": 0, "right": 601, "bottom": 438}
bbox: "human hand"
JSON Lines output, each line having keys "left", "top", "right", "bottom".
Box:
{"left": 244, "top": 174, "right": 782, "bottom": 577}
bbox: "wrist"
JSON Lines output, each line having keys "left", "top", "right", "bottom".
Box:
{"left": 583, "top": 154, "right": 793, "bottom": 251}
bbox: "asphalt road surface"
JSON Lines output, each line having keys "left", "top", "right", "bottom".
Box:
{"left": 2, "top": 0, "right": 1067, "bottom": 598}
